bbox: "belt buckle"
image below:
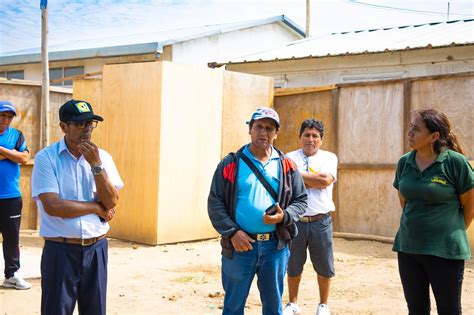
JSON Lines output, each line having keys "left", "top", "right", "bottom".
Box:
{"left": 81, "top": 238, "right": 93, "bottom": 246}
{"left": 257, "top": 233, "right": 269, "bottom": 241}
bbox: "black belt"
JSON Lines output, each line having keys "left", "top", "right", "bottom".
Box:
{"left": 247, "top": 232, "right": 275, "bottom": 241}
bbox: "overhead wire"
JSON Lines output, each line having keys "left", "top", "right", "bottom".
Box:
{"left": 344, "top": 1, "right": 474, "bottom": 17}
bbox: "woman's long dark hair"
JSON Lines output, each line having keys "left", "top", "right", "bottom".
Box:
{"left": 414, "top": 109, "right": 464, "bottom": 155}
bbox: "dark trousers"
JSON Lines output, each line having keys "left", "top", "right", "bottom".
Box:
{"left": 398, "top": 252, "right": 464, "bottom": 315}
{"left": 41, "top": 238, "right": 108, "bottom": 315}
{"left": 0, "top": 197, "right": 22, "bottom": 278}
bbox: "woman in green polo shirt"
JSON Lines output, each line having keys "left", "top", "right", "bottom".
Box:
{"left": 393, "top": 108, "right": 473, "bottom": 314}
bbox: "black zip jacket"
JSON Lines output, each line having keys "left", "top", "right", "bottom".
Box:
{"left": 208, "top": 145, "right": 308, "bottom": 259}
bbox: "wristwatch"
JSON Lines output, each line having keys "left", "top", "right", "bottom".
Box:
{"left": 91, "top": 164, "right": 104, "bottom": 176}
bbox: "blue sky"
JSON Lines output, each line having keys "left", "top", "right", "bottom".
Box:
{"left": 0, "top": 0, "right": 472, "bottom": 54}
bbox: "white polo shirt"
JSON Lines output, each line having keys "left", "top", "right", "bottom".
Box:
{"left": 287, "top": 148, "right": 338, "bottom": 215}
{"left": 31, "top": 137, "right": 124, "bottom": 238}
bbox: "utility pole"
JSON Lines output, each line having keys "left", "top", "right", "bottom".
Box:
{"left": 447, "top": 2, "right": 450, "bottom": 20}
{"left": 41, "top": 0, "right": 50, "bottom": 148}
{"left": 306, "top": 0, "right": 311, "bottom": 38}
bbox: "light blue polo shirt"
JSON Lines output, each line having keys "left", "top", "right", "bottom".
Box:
{"left": 0, "top": 127, "right": 28, "bottom": 199}
{"left": 31, "top": 137, "right": 124, "bottom": 238}
{"left": 235, "top": 145, "right": 280, "bottom": 233}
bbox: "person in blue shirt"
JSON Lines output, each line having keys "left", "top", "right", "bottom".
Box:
{"left": 32, "top": 99, "right": 123, "bottom": 315}
{"left": 208, "top": 107, "right": 307, "bottom": 314}
{"left": 0, "top": 100, "right": 31, "bottom": 290}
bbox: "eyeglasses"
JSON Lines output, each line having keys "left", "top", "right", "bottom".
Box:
{"left": 303, "top": 156, "right": 309, "bottom": 172}
{"left": 67, "top": 120, "right": 99, "bottom": 129}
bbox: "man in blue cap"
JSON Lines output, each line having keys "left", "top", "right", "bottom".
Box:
{"left": 0, "top": 100, "right": 31, "bottom": 290}
{"left": 208, "top": 107, "right": 307, "bottom": 314}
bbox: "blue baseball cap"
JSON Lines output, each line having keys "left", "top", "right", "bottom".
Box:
{"left": 0, "top": 100, "right": 17, "bottom": 116}
{"left": 246, "top": 107, "right": 280, "bottom": 128}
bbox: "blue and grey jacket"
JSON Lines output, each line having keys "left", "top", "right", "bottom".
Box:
{"left": 208, "top": 145, "right": 307, "bottom": 259}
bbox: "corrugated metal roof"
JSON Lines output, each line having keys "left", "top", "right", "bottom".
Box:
{"left": 0, "top": 15, "right": 304, "bottom": 66}
{"left": 216, "top": 19, "right": 474, "bottom": 65}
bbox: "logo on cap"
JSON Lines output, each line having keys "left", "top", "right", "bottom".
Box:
{"left": 75, "top": 102, "right": 91, "bottom": 113}
{"left": 247, "top": 107, "right": 280, "bottom": 127}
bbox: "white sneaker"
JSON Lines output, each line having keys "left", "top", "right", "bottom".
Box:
{"left": 2, "top": 272, "right": 32, "bottom": 290}
{"left": 283, "top": 302, "right": 301, "bottom": 315}
{"left": 316, "top": 303, "right": 330, "bottom": 315}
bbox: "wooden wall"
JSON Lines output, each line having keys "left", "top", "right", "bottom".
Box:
{"left": 93, "top": 62, "right": 163, "bottom": 244}
{"left": 19, "top": 165, "right": 37, "bottom": 229}
{"left": 338, "top": 83, "right": 404, "bottom": 164}
{"left": 411, "top": 76, "right": 473, "bottom": 159}
{"left": 156, "top": 62, "right": 224, "bottom": 244}
{"left": 73, "top": 62, "right": 273, "bottom": 244}
{"left": 72, "top": 79, "right": 103, "bottom": 122}
{"left": 337, "top": 169, "right": 401, "bottom": 236}
{"left": 274, "top": 89, "right": 335, "bottom": 154}
{"left": 221, "top": 71, "right": 274, "bottom": 156}
{"left": 275, "top": 73, "right": 473, "bottom": 239}
{"left": 0, "top": 80, "right": 72, "bottom": 229}
{"left": 469, "top": 161, "right": 474, "bottom": 253}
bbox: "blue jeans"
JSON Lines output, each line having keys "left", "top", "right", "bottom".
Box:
{"left": 221, "top": 238, "right": 289, "bottom": 315}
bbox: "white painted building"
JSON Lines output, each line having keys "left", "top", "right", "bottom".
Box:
{"left": 0, "top": 15, "right": 304, "bottom": 87}
{"left": 213, "top": 19, "right": 474, "bottom": 87}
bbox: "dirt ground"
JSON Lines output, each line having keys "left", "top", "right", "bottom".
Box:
{"left": 1, "top": 235, "right": 473, "bottom": 315}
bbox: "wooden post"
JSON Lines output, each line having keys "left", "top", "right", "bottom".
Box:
{"left": 306, "top": 0, "right": 311, "bottom": 38}
{"left": 41, "top": 6, "right": 50, "bottom": 148}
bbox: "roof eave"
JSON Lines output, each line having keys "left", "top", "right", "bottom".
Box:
{"left": 280, "top": 15, "right": 306, "bottom": 38}
{"left": 162, "top": 15, "right": 305, "bottom": 46}
{"left": 0, "top": 42, "right": 161, "bottom": 66}
{"left": 217, "top": 42, "right": 474, "bottom": 67}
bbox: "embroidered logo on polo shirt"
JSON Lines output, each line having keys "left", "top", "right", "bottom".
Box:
{"left": 431, "top": 177, "right": 447, "bottom": 185}
{"left": 75, "top": 102, "right": 91, "bottom": 113}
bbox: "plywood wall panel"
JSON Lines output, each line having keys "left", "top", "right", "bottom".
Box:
{"left": 338, "top": 83, "right": 404, "bottom": 164}
{"left": 0, "top": 83, "right": 71, "bottom": 156}
{"left": 48, "top": 91, "right": 72, "bottom": 144}
{"left": 336, "top": 169, "right": 401, "bottom": 237}
{"left": 0, "top": 82, "right": 71, "bottom": 232}
{"left": 0, "top": 83, "right": 41, "bottom": 156}
{"left": 99, "top": 62, "right": 163, "bottom": 244}
{"left": 156, "top": 62, "right": 223, "bottom": 244}
{"left": 72, "top": 79, "right": 104, "bottom": 144}
{"left": 468, "top": 160, "right": 474, "bottom": 254}
{"left": 19, "top": 165, "right": 37, "bottom": 230}
{"left": 274, "top": 90, "right": 335, "bottom": 154}
{"left": 221, "top": 71, "right": 273, "bottom": 156}
{"left": 411, "top": 77, "right": 474, "bottom": 159}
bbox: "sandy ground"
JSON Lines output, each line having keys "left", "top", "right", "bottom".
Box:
{"left": 1, "top": 234, "right": 473, "bottom": 315}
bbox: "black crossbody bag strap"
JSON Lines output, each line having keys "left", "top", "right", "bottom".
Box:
{"left": 240, "top": 154, "right": 278, "bottom": 202}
